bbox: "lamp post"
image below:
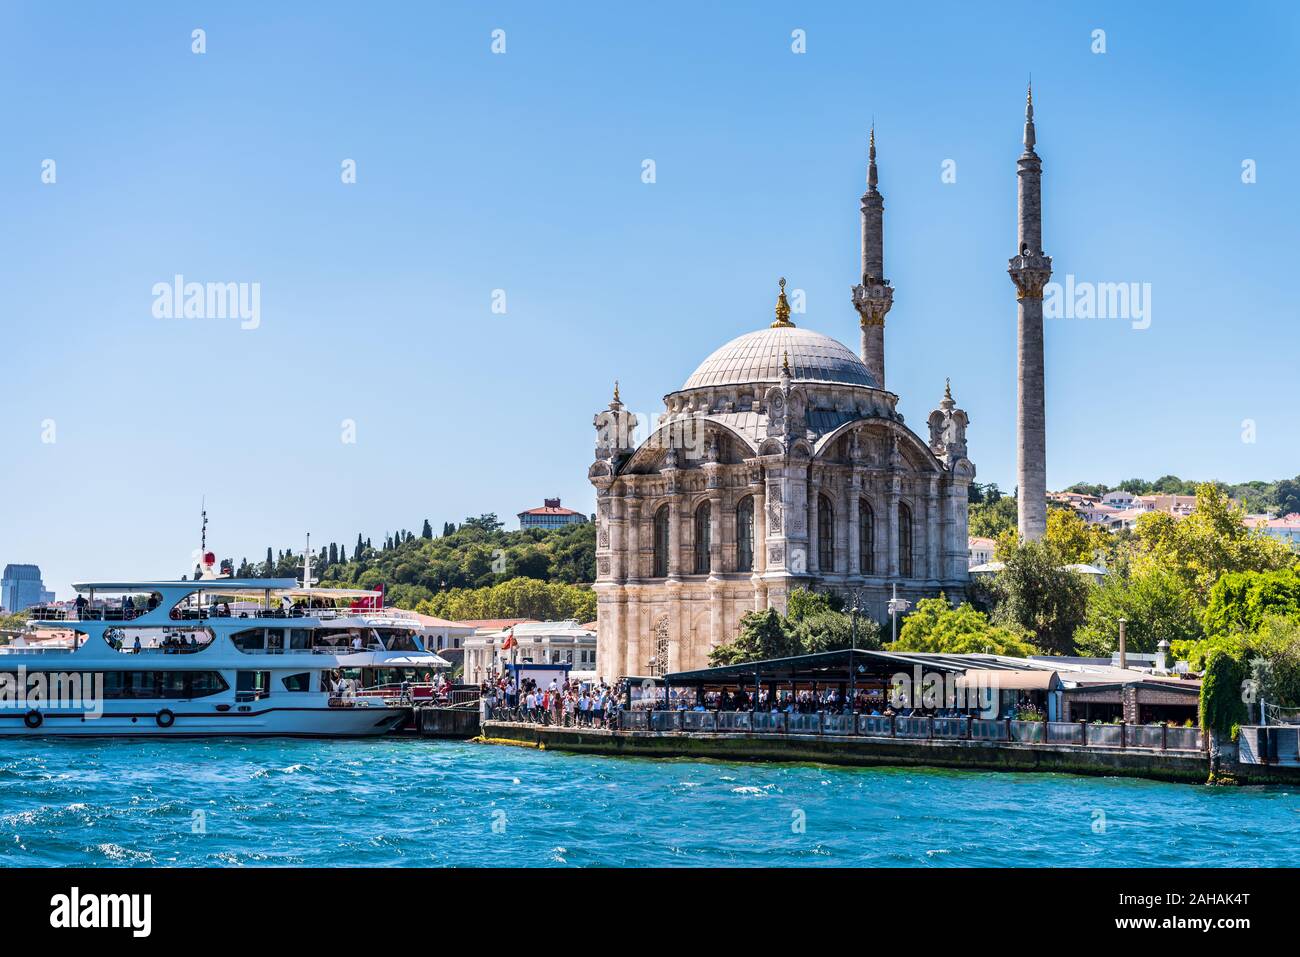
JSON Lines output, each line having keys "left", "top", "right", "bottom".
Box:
{"left": 887, "top": 582, "right": 911, "bottom": 646}
{"left": 848, "top": 597, "right": 860, "bottom": 713}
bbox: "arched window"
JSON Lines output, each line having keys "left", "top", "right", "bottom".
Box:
{"left": 693, "top": 501, "right": 712, "bottom": 574}
{"left": 652, "top": 505, "right": 670, "bottom": 578}
{"left": 736, "top": 496, "right": 754, "bottom": 572}
{"left": 898, "top": 502, "right": 913, "bottom": 578}
{"left": 859, "top": 499, "right": 875, "bottom": 575}
{"left": 817, "top": 495, "right": 834, "bottom": 572}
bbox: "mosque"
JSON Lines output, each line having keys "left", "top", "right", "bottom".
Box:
{"left": 588, "top": 91, "right": 1050, "bottom": 678}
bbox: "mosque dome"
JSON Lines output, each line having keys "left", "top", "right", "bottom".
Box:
{"left": 681, "top": 325, "right": 878, "bottom": 391}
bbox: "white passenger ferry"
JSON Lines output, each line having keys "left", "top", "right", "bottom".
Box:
{"left": 3, "top": 577, "right": 451, "bottom": 737}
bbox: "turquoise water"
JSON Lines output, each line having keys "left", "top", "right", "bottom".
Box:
{"left": 2, "top": 738, "right": 1297, "bottom": 867}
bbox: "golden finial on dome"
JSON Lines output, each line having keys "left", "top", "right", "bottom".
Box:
{"left": 613, "top": 380, "right": 620, "bottom": 403}
{"left": 771, "top": 277, "right": 795, "bottom": 328}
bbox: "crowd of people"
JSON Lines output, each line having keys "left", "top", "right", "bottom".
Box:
{"left": 481, "top": 672, "right": 627, "bottom": 729}
{"left": 480, "top": 676, "right": 1025, "bottom": 729}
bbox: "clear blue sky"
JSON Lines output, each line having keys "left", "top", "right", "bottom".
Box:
{"left": 2, "top": 2, "right": 1297, "bottom": 597}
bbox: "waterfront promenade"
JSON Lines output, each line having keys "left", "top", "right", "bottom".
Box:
{"left": 480, "top": 713, "right": 1300, "bottom": 786}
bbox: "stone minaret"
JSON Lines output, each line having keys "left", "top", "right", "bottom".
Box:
{"left": 1007, "top": 84, "right": 1052, "bottom": 541}
{"left": 852, "top": 126, "right": 893, "bottom": 388}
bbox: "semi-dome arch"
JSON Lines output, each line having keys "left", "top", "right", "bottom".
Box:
{"left": 812, "top": 417, "right": 945, "bottom": 472}
{"left": 620, "top": 416, "right": 758, "bottom": 475}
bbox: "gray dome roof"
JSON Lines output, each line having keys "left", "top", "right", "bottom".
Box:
{"left": 681, "top": 326, "right": 878, "bottom": 391}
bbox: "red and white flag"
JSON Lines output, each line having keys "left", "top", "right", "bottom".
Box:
{"left": 501, "top": 627, "right": 517, "bottom": 651}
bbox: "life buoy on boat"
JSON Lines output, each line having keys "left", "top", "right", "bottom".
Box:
{"left": 155, "top": 709, "right": 175, "bottom": 728}
{"left": 23, "top": 710, "right": 42, "bottom": 729}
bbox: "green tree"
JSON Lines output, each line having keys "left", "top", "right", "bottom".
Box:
{"left": 1275, "top": 477, "right": 1300, "bottom": 517}
{"left": 1202, "top": 568, "right": 1300, "bottom": 639}
{"left": 987, "top": 541, "right": 1091, "bottom": 654}
{"left": 461, "top": 513, "right": 504, "bottom": 535}
{"left": 968, "top": 495, "right": 1018, "bottom": 539}
{"left": 891, "top": 594, "right": 1036, "bottom": 656}
{"left": 795, "top": 609, "right": 882, "bottom": 654}
{"left": 708, "top": 608, "right": 801, "bottom": 666}
{"left": 508, "top": 545, "right": 551, "bottom": 581}
{"left": 1200, "top": 647, "right": 1248, "bottom": 733}
{"left": 1133, "top": 483, "right": 1294, "bottom": 601}
{"left": 785, "top": 587, "right": 843, "bottom": 621}
{"left": 1074, "top": 565, "right": 1202, "bottom": 657}
{"left": 1044, "top": 508, "right": 1110, "bottom": 565}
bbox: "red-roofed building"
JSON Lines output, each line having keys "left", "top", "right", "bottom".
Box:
{"left": 455, "top": 618, "right": 537, "bottom": 632}
{"left": 1244, "top": 513, "right": 1300, "bottom": 547}
{"left": 518, "top": 498, "right": 588, "bottom": 530}
{"left": 407, "top": 612, "right": 477, "bottom": 652}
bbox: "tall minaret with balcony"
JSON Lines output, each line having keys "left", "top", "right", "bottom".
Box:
{"left": 1008, "top": 84, "right": 1052, "bottom": 541}
{"left": 852, "top": 127, "right": 893, "bottom": 388}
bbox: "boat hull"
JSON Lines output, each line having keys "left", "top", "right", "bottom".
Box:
{"left": 0, "top": 705, "right": 407, "bottom": 738}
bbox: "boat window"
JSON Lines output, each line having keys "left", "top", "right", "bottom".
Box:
{"left": 282, "top": 672, "right": 311, "bottom": 692}
{"left": 231, "top": 628, "right": 266, "bottom": 652}
{"left": 289, "top": 629, "right": 312, "bottom": 650}
{"left": 235, "top": 670, "right": 271, "bottom": 701}
{"left": 266, "top": 630, "right": 284, "bottom": 652}
{"left": 103, "top": 628, "right": 213, "bottom": 654}
{"left": 96, "top": 671, "right": 228, "bottom": 699}
{"left": 379, "top": 629, "right": 421, "bottom": 652}
{"left": 236, "top": 670, "right": 269, "bottom": 691}
{"left": 313, "top": 628, "right": 362, "bottom": 649}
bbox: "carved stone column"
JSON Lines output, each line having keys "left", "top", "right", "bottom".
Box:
{"left": 626, "top": 497, "right": 641, "bottom": 582}
{"left": 601, "top": 600, "right": 622, "bottom": 682}
{"left": 808, "top": 471, "right": 822, "bottom": 575}
{"left": 847, "top": 473, "right": 861, "bottom": 577}
{"left": 625, "top": 592, "right": 642, "bottom": 678}
{"left": 751, "top": 473, "right": 767, "bottom": 610}
{"left": 667, "top": 495, "right": 682, "bottom": 582}
{"left": 708, "top": 491, "right": 723, "bottom": 580}
{"left": 926, "top": 476, "right": 940, "bottom": 581}
{"left": 887, "top": 477, "right": 900, "bottom": 579}
{"left": 609, "top": 489, "right": 626, "bottom": 582}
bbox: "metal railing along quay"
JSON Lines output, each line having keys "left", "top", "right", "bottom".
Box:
{"left": 614, "top": 711, "right": 1205, "bottom": 753}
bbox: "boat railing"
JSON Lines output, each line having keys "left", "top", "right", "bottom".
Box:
{"left": 194, "top": 607, "right": 418, "bottom": 622}
{"left": 110, "top": 645, "right": 209, "bottom": 655}
{"left": 28, "top": 606, "right": 154, "bottom": 622}
{"left": 309, "top": 643, "right": 388, "bottom": 655}
{"left": 0, "top": 644, "right": 77, "bottom": 655}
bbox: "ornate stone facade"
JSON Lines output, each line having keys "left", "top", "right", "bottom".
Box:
{"left": 587, "top": 136, "right": 976, "bottom": 678}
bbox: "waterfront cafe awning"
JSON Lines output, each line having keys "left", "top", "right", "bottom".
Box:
{"left": 664, "top": 649, "right": 972, "bottom": 687}
{"left": 955, "top": 669, "right": 1062, "bottom": 692}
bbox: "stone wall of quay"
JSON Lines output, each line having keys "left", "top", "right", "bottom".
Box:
{"left": 478, "top": 721, "right": 1300, "bottom": 786}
